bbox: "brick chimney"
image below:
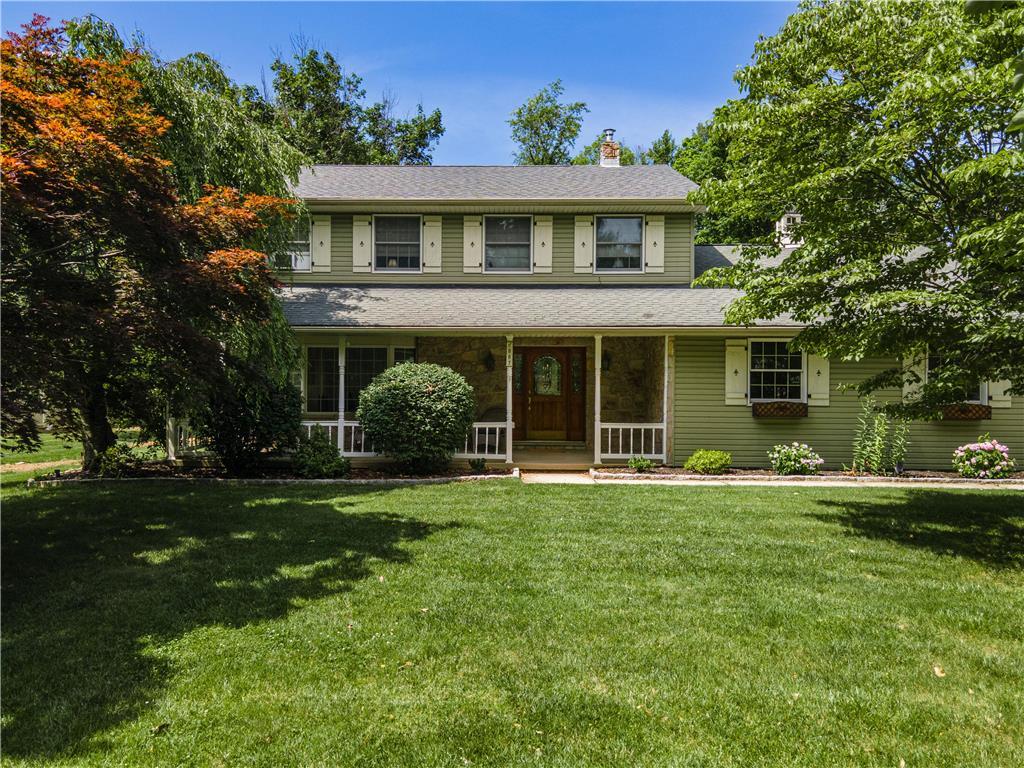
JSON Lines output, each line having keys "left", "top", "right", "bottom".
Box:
{"left": 600, "top": 128, "right": 620, "bottom": 167}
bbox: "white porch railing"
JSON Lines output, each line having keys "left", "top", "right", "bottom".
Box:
{"left": 175, "top": 422, "right": 211, "bottom": 457}
{"left": 599, "top": 423, "right": 666, "bottom": 462}
{"left": 301, "top": 420, "right": 506, "bottom": 461}
{"left": 453, "top": 422, "right": 508, "bottom": 459}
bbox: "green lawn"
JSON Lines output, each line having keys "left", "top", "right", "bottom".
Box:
{"left": 0, "top": 433, "right": 83, "bottom": 466}
{"left": 2, "top": 476, "right": 1022, "bottom": 767}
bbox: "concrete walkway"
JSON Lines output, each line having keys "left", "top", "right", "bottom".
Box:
{"left": 521, "top": 470, "right": 1024, "bottom": 490}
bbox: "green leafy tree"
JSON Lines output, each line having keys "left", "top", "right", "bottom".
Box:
{"left": 644, "top": 129, "right": 678, "bottom": 165}
{"left": 509, "top": 80, "right": 589, "bottom": 165}
{"left": 697, "top": 0, "right": 1024, "bottom": 411}
{"left": 673, "top": 112, "right": 772, "bottom": 244}
{"left": 271, "top": 47, "right": 443, "bottom": 165}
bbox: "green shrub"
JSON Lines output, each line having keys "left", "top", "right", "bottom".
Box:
{"left": 293, "top": 427, "right": 350, "bottom": 478}
{"left": 95, "top": 443, "right": 142, "bottom": 477}
{"left": 196, "top": 371, "right": 301, "bottom": 476}
{"left": 684, "top": 449, "right": 732, "bottom": 475}
{"left": 627, "top": 455, "right": 655, "bottom": 473}
{"left": 356, "top": 363, "right": 475, "bottom": 473}
{"left": 468, "top": 457, "right": 487, "bottom": 473}
{"left": 852, "top": 396, "right": 911, "bottom": 475}
{"left": 768, "top": 442, "right": 824, "bottom": 475}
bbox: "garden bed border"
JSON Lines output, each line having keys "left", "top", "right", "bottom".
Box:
{"left": 27, "top": 468, "right": 519, "bottom": 488}
{"left": 590, "top": 468, "right": 1024, "bottom": 486}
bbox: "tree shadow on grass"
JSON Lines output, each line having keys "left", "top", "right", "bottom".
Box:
{"left": 1, "top": 482, "right": 457, "bottom": 759}
{"left": 811, "top": 490, "right": 1024, "bottom": 569}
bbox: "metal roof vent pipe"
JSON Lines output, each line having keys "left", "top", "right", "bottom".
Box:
{"left": 600, "top": 128, "right": 620, "bottom": 168}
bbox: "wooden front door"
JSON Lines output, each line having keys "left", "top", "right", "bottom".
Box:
{"left": 513, "top": 347, "right": 586, "bottom": 441}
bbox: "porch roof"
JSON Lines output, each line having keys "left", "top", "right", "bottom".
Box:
{"left": 277, "top": 284, "right": 800, "bottom": 330}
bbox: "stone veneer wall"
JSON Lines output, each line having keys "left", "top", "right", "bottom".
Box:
{"left": 599, "top": 336, "right": 665, "bottom": 423}
{"left": 416, "top": 337, "right": 507, "bottom": 420}
{"left": 416, "top": 335, "right": 665, "bottom": 445}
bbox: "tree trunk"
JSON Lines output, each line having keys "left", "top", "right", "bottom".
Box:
{"left": 81, "top": 383, "right": 117, "bottom": 470}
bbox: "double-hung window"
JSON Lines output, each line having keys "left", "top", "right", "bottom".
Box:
{"left": 374, "top": 215, "right": 421, "bottom": 271}
{"left": 344, "top": 347, "right": 388, "bottom": 413}
{"left": 305, "top": 347, "right": 339, "bottom": 412}
{"left": 749, "top": 340, "right": 804, "bottom": 401}
{"left": 595, "top": 216, "right": 643, "bottom": 272}
{"left": 288, "top": 217, "right": 311, "bottom": 271}
{"left": 927, "top": 354, "right": 982, "bottom": 403}
{"left": 484, "top": 216, "right": 532, "bottom": 272}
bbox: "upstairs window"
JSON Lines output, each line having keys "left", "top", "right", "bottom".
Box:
{"left": 306, "top": 347, "right": 338, "bottom": 412}
{"left": 374, "top": 215, "right": 421, "bottom": 271}
{"left": 749, "top": 340, "right": 804, "bottom": 401}
{"left": 484, "top": 216, "right": 532, "bottom": 272}
{"left": 595, "top": 216, "right": 643, "bottom": 272}
{"left": 927, "top": 354, "right": 982, "bottom": 403}
{"left": 289, "top": 217, "right": 311, "bottom": 271}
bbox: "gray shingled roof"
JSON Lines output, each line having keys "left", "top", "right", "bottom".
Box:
{"left": 694, "top": 245, "right": 796, "bottom": 277}
{"left": 278, "top": 284, "right": 798, "bottom": 329}
{"left": 292, "top": 164, "right": 698, "bottom": 201}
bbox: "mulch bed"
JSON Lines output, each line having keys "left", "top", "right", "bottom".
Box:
{"left": 593, "top": 466, "right": 1023, "bottom": 480}
{"left": 29, "top": 462, "right": 515, "bottom": 483}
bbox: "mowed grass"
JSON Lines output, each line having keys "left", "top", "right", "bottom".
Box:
{"left": 0, "top": 433, "right": 83, "bottom": 466}
{"left": 1, "top": 476, "right": 1022, "bottom": 767}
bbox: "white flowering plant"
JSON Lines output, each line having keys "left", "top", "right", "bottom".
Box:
{"left": 952, "top": 434, "right": 1016, "bottom": 479}
{"left": 768, "top": 442, "right": 824, "bottom": 476}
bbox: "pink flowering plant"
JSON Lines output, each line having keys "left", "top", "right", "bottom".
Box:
{"left": 768, "top": 442, "right": 825, "bottom": 475}
{"left": 952, "top": 434, "right": 1016, "bottom": 479}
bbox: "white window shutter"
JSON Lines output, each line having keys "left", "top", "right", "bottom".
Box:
{"left": 574, "top": 216, "right": 593, "bottom": 273}
{"left": 352, "top": 215, "right": 372, "bottom": 273}
{"left": 463, "top": 216, "right": 482, "bottom": 273}
{"left": 903, "top": 350, "right": 927, "bottom": 402}
{"left": 533, "top": 215, "right": 553, "bottom": 273}
{"left": 807, "top": 354, "right": 830, "bottom": 406}
{"left": 988, "top": 379, "right": 1012, "bottom": 408}
{"left": 310, "top": 215, "right": 332, "bottom": 272}
{"left": 725, "top": 339, "right": 748, "bottom": 405}
{"left": 645, "top": 215, "right": 664, "bottom": 273}
{"left": 423, "top": 215, "right": 442, "bottom": 273}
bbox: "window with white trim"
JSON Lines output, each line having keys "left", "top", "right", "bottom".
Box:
{"left": 749, "top": 340, "right": 804, "bottom": 401}
{"left": 374, "top": 215, "right": 421, "bottom": 271}
{"left": 927, "top": 354, "right": 982, "bottom": 403}
{"left": 288, "top": 217, "right": 311, "bottom": 271}
{"left": 306, "top": 347, "right": 338, "bottom": 412}
{"left": 595, "top": 216, "right": 643, "bottom": 272}
{"left": 393, "top": 347, "right": 416, "bottom": 364}
{"left": 484, "top": 216, "right": 532, "bottom": 272}
{"left": 344, "top": 347, "right": 387, "bottom": 412}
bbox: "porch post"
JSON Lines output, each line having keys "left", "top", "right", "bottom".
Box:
{"left": 164, "top": 405, "right": 177, "bottom": 463}
{"left": 662, "top": 335, "right": 670, "bottom": 463}
{"left": 593, "top": 334, "right": 602, "bottom": 465}
{"left": 505, "top": 335, "right": 514, "bottom": 463}
{"left": 337, "top": 336, "right": 347, "bottom": 456}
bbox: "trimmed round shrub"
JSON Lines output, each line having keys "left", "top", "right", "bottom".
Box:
{"left": 294, "top": 426, "right": 351, "bottom": 478}
{"left": 356, "top": 363, "right": 475, "bottom": 473}
{"left": 684, "top": 449, "right": 732, "bottom": 475}
{"left": 768, "top": 442, "right": 824, "bottom": 475}
{"left": 952, "top": 434, "right": 1016, "bottom": 479}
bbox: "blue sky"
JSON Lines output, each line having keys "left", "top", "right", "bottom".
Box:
{"left": 2, "top": 1, "right": 796, "bottom": 164}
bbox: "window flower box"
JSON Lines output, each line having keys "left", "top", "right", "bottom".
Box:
{"left": 752, "top": 401, "right": 808, "bottom": 418}
{"left": 941, "top": 403, "right": 992, "bottom": 421}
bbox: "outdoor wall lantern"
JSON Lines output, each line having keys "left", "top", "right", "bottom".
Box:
{"left": 482, "top": 350, "right": 496, "bottom": 371}
{"left": 601, "top": 352, "right": 612, "bottom": 372}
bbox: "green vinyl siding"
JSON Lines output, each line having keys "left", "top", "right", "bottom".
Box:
{"left": 673, "top": 337, "right": 1024, "bottom": 471}
{"left": 282, "top": 212, "right": 692, "bottom": 284}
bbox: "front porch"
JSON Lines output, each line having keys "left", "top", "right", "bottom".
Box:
{"left": 296, "top": 332, "right": 672, "bottom": 469}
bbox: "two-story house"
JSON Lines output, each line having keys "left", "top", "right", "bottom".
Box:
{"left": 273, "top": 132, "right": 1021, "bottom": 470}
